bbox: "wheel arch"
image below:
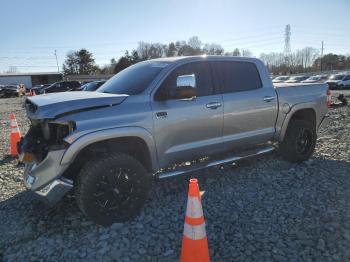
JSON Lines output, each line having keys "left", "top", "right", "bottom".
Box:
{"left": 60, "top": 127, "right": 158, "bottom": 175}
{"left": 278, "top": 104, "right": 317, "bottom": 142}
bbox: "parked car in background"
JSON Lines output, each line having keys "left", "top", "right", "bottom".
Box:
{"left": 272, "top": 76, "right": 289, "bottom": 83}
{"left": 29, "top": 84, "right": 51, "bottom": 94}
{"left": 81, "top": 81, "right": 93, "bottom": 85}
{"left": 34, "top": 81, "right": 81, "bottom": 94}
{"left": 0, "top": 85, "right": 20, "bottom": 98}
{"left": 32, "top": 84, "right": 51, "bottom": 89}
{"left": 301, "top": 75, "right": 328, "bottom": 83}
{"left": 285, "top": 75, "right": 309, "bottom": 83}
{"left": 81, "top": 81, "right": 106, "bottom": 91}
{"left": 326, "top": 74, "right": 350, "bottom": 90}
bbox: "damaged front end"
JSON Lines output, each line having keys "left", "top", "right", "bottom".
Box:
{"left": 18, "top": 118, "right": 75, "bottom": 205}
{"left": 18, "top": 119, "right": 74, "bottom": 163}
{"left": 19, "top": 92, "right": 128, "bottom": 205}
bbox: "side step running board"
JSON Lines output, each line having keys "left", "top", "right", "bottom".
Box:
{"left": 157, "top": 146, "right": 275, "bottom": 179}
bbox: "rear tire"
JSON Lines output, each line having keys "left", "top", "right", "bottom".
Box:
{"left": 280, "top": 119, "right": 316, "bottom": 163}
{"left": 75, "top": 152, "right": 151, "bottom": 226}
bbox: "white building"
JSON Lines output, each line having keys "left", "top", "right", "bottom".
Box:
{"left": 0, "top": 72, "right": 62, "bottom": 88}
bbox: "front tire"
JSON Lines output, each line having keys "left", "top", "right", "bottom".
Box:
{"left": 75, "top": 152, "right": 151, "bottom": 226}
{"left": 280, "top": 119, "right": 316, "bottom": 163}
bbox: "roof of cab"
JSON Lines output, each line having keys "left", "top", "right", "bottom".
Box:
{"left": 148, "top": 55, "right": 262, "bottom": 64}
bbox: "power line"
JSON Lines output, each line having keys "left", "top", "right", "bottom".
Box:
{"left": 1, "top": 65, "right": 58, "bottom": 68}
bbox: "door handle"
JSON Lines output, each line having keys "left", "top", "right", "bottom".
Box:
{"left": 263, "top": 96, "right": 275, "bottom": 102}
{"left": 156, "top": 111, "right": 167, "bottom": 119}
{"left": 206, "top": 102, "right": 222, "bottom": 109}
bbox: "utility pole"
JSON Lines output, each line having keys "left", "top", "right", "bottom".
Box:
{"left": 54, "top": 50, "right": 60, "bottom": 72}
{"left": 320, "top": 41, "right": 324, "bottom": 72}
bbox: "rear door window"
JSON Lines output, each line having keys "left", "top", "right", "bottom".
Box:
{"left": 214, "top": 61, "right": 262, "bottom": 93}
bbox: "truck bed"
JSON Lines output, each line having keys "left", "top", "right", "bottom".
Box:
{"left": 274, "top": 82, "right": 326, "bottom": 88}
{"left": 273, "top": 82, "right": 328, "bottom": 142}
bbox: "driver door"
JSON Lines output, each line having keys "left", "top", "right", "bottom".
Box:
{"left": 151, "top": 61, "right": 224, "bottom": 168}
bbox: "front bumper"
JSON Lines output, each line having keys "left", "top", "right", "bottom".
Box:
{"left": 23, "top": 149, "right": 73, "bottom": 205}
{"left": 34, "top": 177, "right": 73, "bottom": 205}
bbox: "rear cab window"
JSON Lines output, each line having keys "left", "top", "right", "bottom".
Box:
{"left": 212, "top": 61, "right": 262, "bottom": 93}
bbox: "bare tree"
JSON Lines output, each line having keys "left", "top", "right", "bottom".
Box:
{"left": 203, "top": 43, "right": 224, "bottom": 55}
{"left": 6, "top": 66, "right": 18, "bottom": 73}
{"left": 241, "top": 49, "right": 252, "bottom": 57}
{"left": 188, "top": 36, "right": 202, "bottom": 50}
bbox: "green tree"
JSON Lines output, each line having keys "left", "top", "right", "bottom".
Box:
{"left": 167, "top": 42, "right": 177, "bottom": 57}
{"left": 132, "top": 50, "right": 140, "bottom": 63}
{"left": 63, "top": 49, "right": 98, "bottom": 75}
{"left": 313, "top": 53, "right": 348, "bottom": 71}
{"left": 232, "top": 48, "right": 241, "bottom": 56}
{"left": 113, "top": 51, "right": 134, "bottom": 73}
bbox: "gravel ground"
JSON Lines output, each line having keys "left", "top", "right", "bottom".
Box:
{"left": 0, "top": 97, "right": 350, "bottom": 261}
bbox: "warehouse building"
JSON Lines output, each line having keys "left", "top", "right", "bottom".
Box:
{"left": 0, "top": 72, "right": 62, "bottom": 88}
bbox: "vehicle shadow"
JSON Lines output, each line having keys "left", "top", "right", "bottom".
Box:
{"left": 0, "top": 155, "right": 16, "bottom": 166}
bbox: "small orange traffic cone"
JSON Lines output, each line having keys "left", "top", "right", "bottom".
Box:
{"left": 10, "top": 113, "right": 21, "bottom": 157}
{"left": 180, "top": 178, "right": 210, "bottom": 262}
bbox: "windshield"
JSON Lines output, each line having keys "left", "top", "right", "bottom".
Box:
{"left": 329, "top": 74, "right": 345, "bottom": 80}
{"left": 98, "top": 61, "right": 169, "bottom": 95}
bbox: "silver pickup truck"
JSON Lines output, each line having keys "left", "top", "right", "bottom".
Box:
{"left": 19, "top": 56, "right": 329, "bottom": 225}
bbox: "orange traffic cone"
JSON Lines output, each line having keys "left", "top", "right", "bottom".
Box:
{"left": 10, "top": 113, "right": 21, "bottom": 157}
{"left": 181, "top": 178, "right": 210, "bottom": 262}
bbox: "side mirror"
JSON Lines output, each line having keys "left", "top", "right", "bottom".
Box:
{"left": 170, "top": 74, "right": 197, "bottom": 100}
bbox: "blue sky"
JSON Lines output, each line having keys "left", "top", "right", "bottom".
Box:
{"left": 0, "top": 0, "right": 349, "bottom": 73}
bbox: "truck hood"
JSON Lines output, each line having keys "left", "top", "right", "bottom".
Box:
{"left": 25, "top": 91, "right": 129, "bottom": 119}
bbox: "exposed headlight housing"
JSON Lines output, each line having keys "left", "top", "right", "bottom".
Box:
{"left": 43, "top": 121, "right": 75, "bottom": 146}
